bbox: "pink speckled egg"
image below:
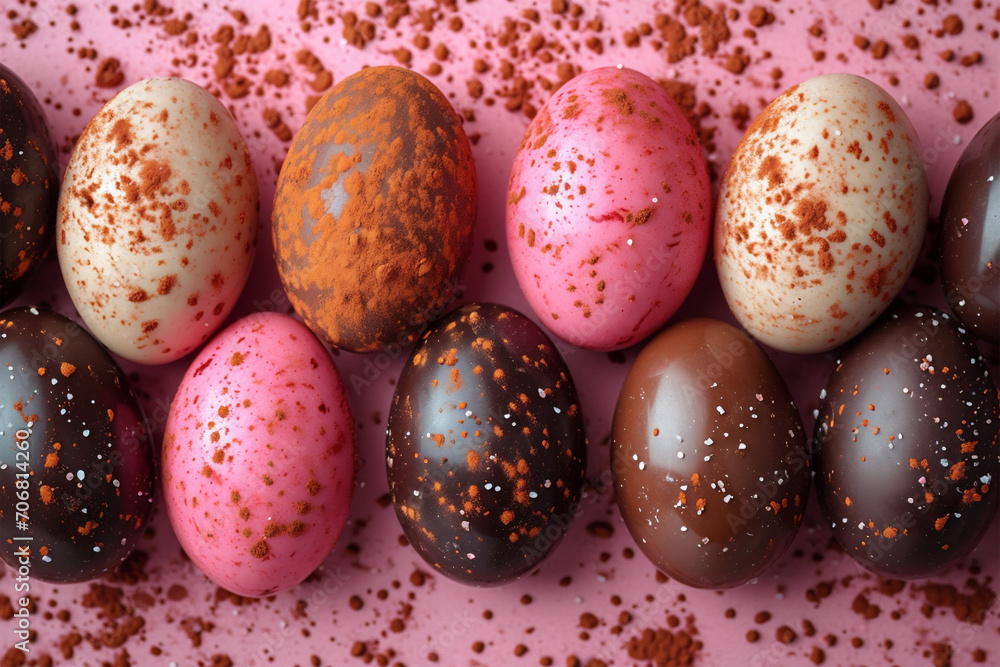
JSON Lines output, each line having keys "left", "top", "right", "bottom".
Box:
{"left": 57, "top": 78, "right": 259, "bottom": 365}
{"left": 506, "top": 66, "right": 711, "bottom": 351}
{"left": 714, "top": 74, "right": 929, "bottom": 353}
{"left": 162, "top": 312, "right": 357, "bottom": 597}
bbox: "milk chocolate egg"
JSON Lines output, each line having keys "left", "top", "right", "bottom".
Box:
{"left": 57, "top": 78, "right": 259, "bottom": 365}
{"left": 386, "top": 303, "right": 585, "bottom": 585}
{"left": 939, "top": 110, "right": 999, "bottom": 347}
{"left": 273, "top": 66, "right": 477, "bottom": 353}
{"left": 0, "top": 65, "right": 59, "bottom": 307}
{"left": 716, "top": 74, "right": 928, "bottom": 353}
{"left": 814, "top": 306, "right": 999, "bottom": 578}
{"left": 612, "top": 318, "right": 810, "bottom": 588}
{"left": 0, "top": 307, "right": 155, "bottom": 582}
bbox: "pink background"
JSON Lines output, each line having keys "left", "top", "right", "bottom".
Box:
{"left": 2, "top": 1, "right": 997, "bottom": 665}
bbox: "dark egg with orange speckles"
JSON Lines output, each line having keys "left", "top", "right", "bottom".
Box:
{"left": 162, "top": 312, "right": 357, "bottom": 597}
{"left": 0, "top": 65, "right": 59, "bottom": 307}
{"left": 814, "top": 306, "right": 999, "bottom": 578}
{"left": 612, "top": 318, "right": 811, "bottom": 588}
{"left": 715, "top": 74, "right": 929, "bottom": 354}
{"left": 0, "top": 307, "right": 155, "bottom": 583}
{"left": 387, "top": 303, "right": 586, "bottom": 586}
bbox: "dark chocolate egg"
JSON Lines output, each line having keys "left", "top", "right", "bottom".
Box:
{"left": 814, "top": 306, "right": 999, "bottom": 578}
{"left": 612, "top": 318, "right": 810, "bottom": 588}
{"left": 0, "top": 66, "right": 59, "bottom": 307}
{"left": 939, "top": 110, "right": 1000, "bottom": 347}
{"left": 273, "top": 65, "right": 477, "bottom": 353}
{"left": 386, "top": 303, "right": 586, "bottom": 586}
{"left": 0, "top": 307, "right": 155, "bottom": 582}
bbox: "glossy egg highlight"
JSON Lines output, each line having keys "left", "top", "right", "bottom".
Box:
{"left": 715, "top": 73, "right": 928, "bottom": 353}
{"left": 939, "top": 110, "right": 1000, "bottom": 347}
{"left": 814, "top": 306, "right": 998, "bottom": 578}
{"left": 273, "top": 66, "right": 477, "bottom": 353}
{"left": 0, "top": 307, "right": 155, "bottom": 582}
{"left": 387, "top": 303, "right": 586, "bottom": 586}
{"left": 57, "top": 77, "right": 259, "bottom": 365}
{"left": 1, "top": 65, "right": 59, "bottom": 307}
{"left": 612, "top": 318, "right": 810, "bottom": 588}
{"left": 163, "top": 312, "right": 357, "bottom": 597}
{"left": 507, "top": 66, "right": 711, "bottom": 351}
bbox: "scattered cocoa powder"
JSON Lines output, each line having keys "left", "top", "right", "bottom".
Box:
{"left": 626, "top": 621, "right": 703, "bottom": 666}
{"left": 942, "top": 14, "right": 963, "bottom": 35}
{"left": 12, "top": 19, "right": 37, "bottom": 40}
{"left": 953, "top": 100, "right": 974, "bottom": 124}
{"left": 95, "top": 57, "right": 124, "bottom": 88}
{"left": 871, "top": 39, "right": 890, "bottom": 59}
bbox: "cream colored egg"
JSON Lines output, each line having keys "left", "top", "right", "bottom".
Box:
{"left": 715, "top": 74, "right": 928, "bottom": 353}
{"left": 57, "top": 78, "right": 259, "bottom": 364}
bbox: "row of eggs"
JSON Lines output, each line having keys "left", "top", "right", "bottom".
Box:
{"left": 1, "top": 61, "right": 997, "bottom": 593}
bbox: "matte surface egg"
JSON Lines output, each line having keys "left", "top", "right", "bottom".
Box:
{"left": 57, "top": 77, "right": 259, "bottom": 365}
{"left": 386, "top": 303, "right": 586, "bottom": 586}
{"left": 814, "top": 306, "right": 998, "bottom": 578}
{"left": 0, "top": 307, "right": 155, "bottom": 582}
{"left": 939, "top": 110, "right": 999, "bottom": 347}
{"left": 162, "top": 312, "right": 357, "bottom": 597}
{"left": 715, "top": 73, "right": 928, "bottom": 353}
{"left": 612, "top": 318, "right": 810, "bottom": 588}
{"left": 506, "top": 66, "right": 711, "bottom": 351}
{"left": 0, "top": 65, "right": 59, "bottom": 307}
{"left": 273, "top": 65, "right": 477, "bottom": 354}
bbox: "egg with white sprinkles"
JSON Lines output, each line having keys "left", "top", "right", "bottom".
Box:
{"left": 814, "top": 306, "right": 999, "bottom": 578}
{"left": 0, "top": 307, "right": 155, "bottom": 582}
{"left": 386, "top": 303, "right": 586, "bottom": 586}
{"left": 612, "top": 318, "right": 811, "bottom": 588}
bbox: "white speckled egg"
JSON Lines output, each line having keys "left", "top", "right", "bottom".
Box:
{"left": 507, "top": 66, "right": 711, "bottom": 351}
{"left": 163, "top": 312, "right": 357, "bottom": 597}
{"left": 57, "top": 77, "right": 259, "bottom": 364}
{"left": 715, "top": 73, "right": 928, "bottom": 353}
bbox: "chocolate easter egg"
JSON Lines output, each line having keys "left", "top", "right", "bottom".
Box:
{"left": 814, "top": 306, "right": 998, "bottom": 578}
{"left": 939, "top": 110, "right": 999, "bottom": 347}
{"left": 0, "top": 307, "right": 155, "bottom": 582}
{"left": 386, "top": 303, "right": 586, "bottom": 586}
{"left": 273, "top": 66, "right": 477, "bottom": 353}
{"left": 0, "top": 65, "right": 58, "bottom": 307}
{"left": 612, "top": 318, "right": 810, "bottom": 588}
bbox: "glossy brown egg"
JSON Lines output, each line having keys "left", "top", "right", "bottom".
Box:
{"left": 0, "top": 65, "right": 59, "bottom": 307}
{"left": 612, "top": 318, "right": 810, "bottom": 588}
{"left": 814, "top": 306, "right": 999, "bottom": 578}
{"left": 0, "top": 307, "right": 155, "bottom": 582}
{"left": 939, "top": 110, "right": 999, "bottom": 347}
{"left": 386, "top": 303, "right": 586, "bottom": 586}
